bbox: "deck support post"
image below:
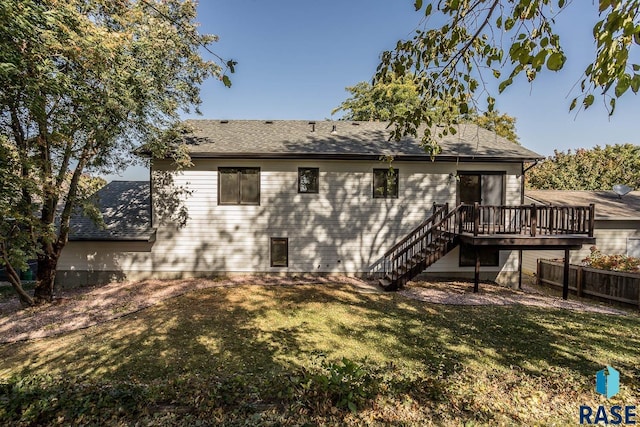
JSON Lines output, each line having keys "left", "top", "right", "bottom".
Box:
{"left": 474, "top": 247, "right": 480, "bottom": 293}
{"left": 562, "top": 249, "right": 570, "bottom": 300}
{"left": 518, "top": 250, "right": 523, "bottom": 290}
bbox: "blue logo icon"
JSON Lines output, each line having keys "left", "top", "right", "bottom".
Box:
{"left": 596, "top": 366, "right": 620, "bottom": 399}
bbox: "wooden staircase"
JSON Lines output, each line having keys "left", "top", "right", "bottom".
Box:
{"left": 378, "top": 202, "right": 596, "bottom": 292}
{"left": 379, "top": 203, "right": 464, "bottom": 291}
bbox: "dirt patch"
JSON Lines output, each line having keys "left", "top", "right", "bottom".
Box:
{"left": 400, "top": 280, "right": 629, "bottom": 315}
{"left": 0, "top": 275, "right": 375, "bottom": 344}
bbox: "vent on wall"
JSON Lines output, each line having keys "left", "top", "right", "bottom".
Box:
{"left": 264, "top": 120, "right": 273, "bottom": 124}
{"left": 220, "top": 120, "right": 229, "bottom": 124}
{"left": 308, "top": 121, "right": 316, "bottom": 132}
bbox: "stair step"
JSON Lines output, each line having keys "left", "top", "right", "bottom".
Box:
{"left": 379, "top": 278, "right": 392, "bottom": 288}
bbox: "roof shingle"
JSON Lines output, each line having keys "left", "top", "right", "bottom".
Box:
{"left": 69, "top": 181, "right": 154, "bottom": 241}
{"left": 181, "top": 120, "right": 542, "bottom": 161}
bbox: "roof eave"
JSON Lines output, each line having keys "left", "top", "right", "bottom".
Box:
{"left": 184, "top": 152, "right": 542, "bottom": 163}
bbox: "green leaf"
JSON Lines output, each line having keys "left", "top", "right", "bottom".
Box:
{"left": 492, "top": 69, "right": 501, "bottom": 78}
{"left": 546, "top": 52, "right": 565, "bottom": 71}
{"left": 609, "top": 97, "right": 616, "bottom": 116}
{"left": 425, "top": 3, "right": 432, "bottom": 15}
{"left": 498, "top": 78, "right": 513, "bottom": 93}
{"left": 569, "top": 97, "right": 577, "bottom": 111}
{"left": 222, "top": 75, "right": 232, "bottom": 88}
{"left": 631, "top": 74, "right": 640, "bottom": 93}
{"left": 414, "top": 0, "right": 422, "bottom": 11}
{"left": 599, "top": 0, "right": 611, "bottom": 13}
{"left": 558, "top": 0, "right": 566, "bottom": 7}
{"left": 583, "top": 94, "right": 595, "bottom": 108}
{"left": 505, "top": 18, "right": 515, "bottom": 31}
{"left": 615, "top": 74, "right": 630, "bottom": 97}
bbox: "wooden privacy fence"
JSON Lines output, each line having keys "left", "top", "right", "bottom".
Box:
{"left": 537, "top": 259, "right": 640, "bottom": 309}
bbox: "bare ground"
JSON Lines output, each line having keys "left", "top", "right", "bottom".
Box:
{"left": 0, "top": 276, "right": 628, "bottom": 344}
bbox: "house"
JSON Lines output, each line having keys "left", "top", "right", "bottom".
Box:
{"left": 522, "top": 189, "right": 640, "bottom": 273}
{"left": 57, "top": 120, "right": 595, "bottom": 290}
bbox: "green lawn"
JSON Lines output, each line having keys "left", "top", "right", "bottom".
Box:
{"left": 0, "top": 283, "right": 638, "bottom": 425}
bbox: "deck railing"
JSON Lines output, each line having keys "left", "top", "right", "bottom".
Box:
{"left": 465, "top": 202, "right": 595, "bottom": 237}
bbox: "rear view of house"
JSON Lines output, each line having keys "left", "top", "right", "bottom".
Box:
{"left": 57, "top": 120, "right": 593, "bottom": 289}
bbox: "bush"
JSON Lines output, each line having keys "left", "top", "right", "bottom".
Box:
{"left": 582, "top": 246, "right": 640, "bottom": 273}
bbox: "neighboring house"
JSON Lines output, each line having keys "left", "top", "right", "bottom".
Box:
{"left": 522, "top": 189, "right": 640, "bottom": 273}
{"left": 57, "top": 120, "right": 592, "bottom": 289}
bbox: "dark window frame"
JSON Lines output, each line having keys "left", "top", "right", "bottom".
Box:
{"left": 218, "top": 167, "right": 260, "bottom": 205}
{"left": 459, "top": 244, "right": 500, "bottom": 267}
{"left": 298, "top": 167, "right": 320, "bottom": 194}
{"left": 373, "top": 168, "right": 399, "bottom": 199}
{"left": 270, "top": 237, "right": 289, "bottom": 267}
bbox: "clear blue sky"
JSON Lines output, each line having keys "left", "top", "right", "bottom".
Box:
{"left": 108, "top": 0, "right": 639, "bottom": 181}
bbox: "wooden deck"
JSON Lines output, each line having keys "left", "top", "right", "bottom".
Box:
{"left": 379, "top": 202, "right": 596, "bottom": 298}
{"left": 457, "top": 233, "right": 595, "bottom": 250}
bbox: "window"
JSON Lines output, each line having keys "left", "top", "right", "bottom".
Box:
{"left": 459, "top": 244, "right": 500, "bottom": 267}
{"left": 373, "top": 168, "right": 398, "bottom": 198}
{"left": 218, "top": 167, "right": 260, "bottom": 205}
{"left": 270, "top": 238, "right": 288, "bottom": 267}
{"left": 298, "top": 167, "right": 319, "bottom": 193}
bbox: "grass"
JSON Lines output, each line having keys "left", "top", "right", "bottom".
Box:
{"left": 0, "top": 282, "right": 638, "bottom": 425}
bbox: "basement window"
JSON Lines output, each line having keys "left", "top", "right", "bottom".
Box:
{"left": 271, "top": 238, "right": 288, "bottom": 267}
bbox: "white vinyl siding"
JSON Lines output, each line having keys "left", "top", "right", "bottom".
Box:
{"left": 59, "top": 159, "right": 525, "bottom": 281}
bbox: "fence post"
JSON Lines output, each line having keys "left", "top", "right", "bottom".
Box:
{"left": 576, "top": 266, "right": 583, "bottom": 297}
{"left": 536, "top": 259, "right": 541, "bottom": 286}
{"left": 531, "top": 203, "right": 537, "bottom": 237}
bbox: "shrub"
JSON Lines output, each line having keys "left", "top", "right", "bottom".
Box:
{"left": 292, "top": 354, "right": 379, "bottom": 413}
{"left": 0, "top": 375, "right": 148, "bottom": 425}
{"left": 582, "top": 246, "right": 640, "bottom": 273}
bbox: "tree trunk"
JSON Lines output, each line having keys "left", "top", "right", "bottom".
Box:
{"left": 33, "top": 253, "right": 58, "bottom": 304}
{"left": 5, "top": 264, "right": 34, "bottom": 307}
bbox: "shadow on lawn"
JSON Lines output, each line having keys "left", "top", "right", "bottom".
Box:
{"left": 1, "top": 283, "right": 639, "bottom": 422}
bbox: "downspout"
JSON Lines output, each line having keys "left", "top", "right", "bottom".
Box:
{"left": 518, "top": 159, "right": 541, "bottom": 289}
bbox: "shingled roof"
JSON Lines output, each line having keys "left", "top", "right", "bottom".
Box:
{"left": 526, "top": 189, "right": 640, "bottom": 220}
{"left": 69, "top": 181, "right": 154, "bottom": 241}
{"left": 180, "top": 120, "right": 542, "bottom": 161}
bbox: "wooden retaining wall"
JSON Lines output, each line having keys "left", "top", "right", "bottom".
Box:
{"left": 537, "top": 259, "right": 640, "bottom": 308}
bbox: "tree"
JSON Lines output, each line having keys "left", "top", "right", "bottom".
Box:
{"left": 376, "top": 1, "right": 640, "bottom": 155}
{"left": 332, "top": 78, "right": 520, "bottom": 143}
{"left": 526, "top": 144, "right": 640, "bottom": 190}
{"left": 331, "top": 76, "right": 421, "bottom": 121}
{"left": 0, "top": 0, "right": 230, "bottom": 305}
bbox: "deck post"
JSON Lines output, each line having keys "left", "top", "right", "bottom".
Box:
{"left": 473, "top": 202, "right": 480, "bottom": 236}
{"left": 531, "top": 203, "right": 537, "bottom": 237}
{"left": 474, "top": 247, "right": 480, "bottom": 293}
{"left": 562, "top": 249, "right": 570, "bottom": 300}
{"left": 518, "top": 250, "right": 523, "bottom": 290}
{"left": 588, "top": 203, "right": 595, "bottom": 237}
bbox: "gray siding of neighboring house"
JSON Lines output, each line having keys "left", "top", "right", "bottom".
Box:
{"left": 57, "top": 158, "right": 524, "bottom": 287}
{"left": 521, "top": 219, "right": 640, "bottom": 273}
